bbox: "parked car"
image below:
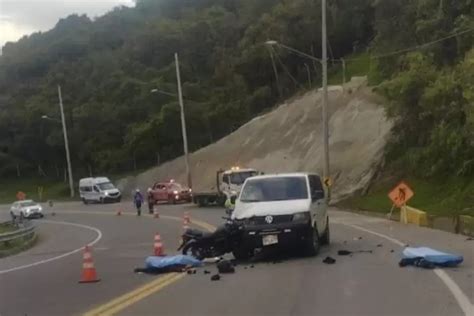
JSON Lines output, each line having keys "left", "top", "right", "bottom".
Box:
{"left": 232, "top": 173, "right": 329, "bottom": 257}
{"left": 149, "top": 180, "right": 192, "bottom": 204}
{"left": 79, "top": 177, "right": 121, "bottom": 204}
{"left": 10, "top": 200, "right": 44, "bottom": 219}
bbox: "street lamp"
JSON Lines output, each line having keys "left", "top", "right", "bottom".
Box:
{"left": 149, "top": 53, "right": 192, "bottom": 188}
{"left": 265, "top": 7, "right": 330, "bottom": 182}
{"left": 41, "top": 85, "right": 74, "bottom": 198}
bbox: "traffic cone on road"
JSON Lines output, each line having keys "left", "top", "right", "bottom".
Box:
{"left": 154, "top": 234, "right": 164, "bottom": 256}
{"left": 79, "top": 245, "right": 100, "bottom": 283}
{"left": 183, "top": 212, "right": 190, "bottom": 231}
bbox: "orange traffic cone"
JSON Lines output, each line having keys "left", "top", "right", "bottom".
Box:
{"left": 79, "top": 245, "right": 100, "bottom": 283}
{"left": 153, "top": 205, "right": 159, "bottom": 219}
{"left": 183, "top": 212, "right": 190, "bottom": 231}
{"left": 154, "top": 234, "right": 164, "bottom": 256}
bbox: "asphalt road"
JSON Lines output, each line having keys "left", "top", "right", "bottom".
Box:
{"left": 0, "top": 201, "right": 472, "bottom": 316}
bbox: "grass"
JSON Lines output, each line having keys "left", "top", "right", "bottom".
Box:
{"left": 0, "top": 178, "right": 71, "bottom": 204}
{"left": 328, "top": 52, "right": 371, "bottom": 86}
{"left": 0, "top": 232, "right": 38, "bottom": 258}
{"left": 339, "top": 176, "right": 474, "bottom": 217}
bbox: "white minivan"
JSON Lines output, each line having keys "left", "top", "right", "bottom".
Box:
{"left": 79, "top": 177, "right": 121, "bottom": 204}
{"left": 232, "top": 173, "right": 329, "bottom": 257}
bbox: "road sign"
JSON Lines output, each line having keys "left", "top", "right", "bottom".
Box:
{"left": 16, "top": 191, "right": 26, "bottom": 201}
{"left": 388, "top": 181, "right": 414, "bottom": 207}
{"left": 323, "top": 177, "right": 332, "bottom": 187}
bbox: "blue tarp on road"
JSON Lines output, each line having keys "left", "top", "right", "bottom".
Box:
{"left": 400, "top": 247, "right": 463, "bottom": 268}
{"left": 145, "top": 255, "right": 203, "bottom": 269}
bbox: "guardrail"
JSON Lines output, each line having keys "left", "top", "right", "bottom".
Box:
{"left": 0, "top": 220, "right": 36, "bottom": 244}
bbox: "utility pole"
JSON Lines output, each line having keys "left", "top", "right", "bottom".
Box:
{"left": 174, "top": 53, "right": 192, "bottom": 188}
{"left": 57, "top": 85, "right": 74, "bottom": 198}
{"left": 321, "top": 0, "right": 330, "bottom": 181}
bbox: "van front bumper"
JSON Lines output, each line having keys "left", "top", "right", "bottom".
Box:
{"left": 239, "top": 221, "right": 313, "bottom": 250}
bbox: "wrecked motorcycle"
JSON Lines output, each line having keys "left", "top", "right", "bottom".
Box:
{"left": 178, "top": 216, "right": 251, "bottom": 260}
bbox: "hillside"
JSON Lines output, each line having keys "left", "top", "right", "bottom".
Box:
{"left": 118, "top": 77, "right": 392, "bottom": 203}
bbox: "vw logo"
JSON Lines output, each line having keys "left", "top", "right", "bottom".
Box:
{"left": 265, "top": 215, "right": 273, "bottom": 224}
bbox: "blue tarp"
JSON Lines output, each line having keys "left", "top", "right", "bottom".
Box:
{"left": 145, "top": 255, "right": 203, "bottom": 269}
{"left": 400, "top": 247, "right": 463, "bottom": 268}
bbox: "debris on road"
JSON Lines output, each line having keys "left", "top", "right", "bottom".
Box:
{"left": 250, "top": 265, "right": 254, "bottom": 268}
{"left": 323, "top": 256, "right": 336, "bottom": 264}
{"left": 211, "top": 274, "right": 221, "bottom": 281}
{"left": 204, "top": 270, "right": 211, "bottom": 274}
{"left": 390, "top": 249, "right": 395, "bottom": 253}
{"left": 376, "top": 244, "right": 383, "bottom": 247}
{"left": 466, "top": 237, "right": 473, "bottom": 241}
{"left": 399, "top": 247, "right": 463, "bottom": 269}
{"left": 217, "top": 260, "right": 235, "bottom": 273}
{"left": 337, "top": 249, "right": 373, "bottom": 256}
{"left": 353, "top": 237, "right": 363, "bottom": 241}
{"left": 186, "top": 269, "right": 197, "bottom": 275}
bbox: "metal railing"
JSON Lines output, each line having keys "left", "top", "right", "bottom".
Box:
{"left": 0, "top": 220, "right": 36, "bottom": 244}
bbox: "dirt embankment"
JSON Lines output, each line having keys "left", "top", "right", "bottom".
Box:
{"left": 118, "top": 77, "right": 393, "bottom": 203}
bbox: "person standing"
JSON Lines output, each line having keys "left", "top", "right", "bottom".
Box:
{"left": 147, "top": 187, "right": 154, "bottom": 214}
{"left": 133, "top": 189, "right": 144, "bottom": 216}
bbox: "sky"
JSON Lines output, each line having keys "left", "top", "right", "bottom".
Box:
{"left": 0, "top": 0, "right": 134, "bottom": 48}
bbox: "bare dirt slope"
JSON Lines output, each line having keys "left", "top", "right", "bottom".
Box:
{"left": 118, "top": 77, "right": 393, "bottom": 203}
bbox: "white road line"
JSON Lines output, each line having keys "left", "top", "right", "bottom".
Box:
{"left": 0, "top": 220, "right": 102, "bottom": 275}
{"left": 338, "top": 222, "right": 473, "bottom": 316}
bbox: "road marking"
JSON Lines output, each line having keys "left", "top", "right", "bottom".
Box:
{"left": 0, "top": 220, "right": 102, "bottom": 275}
{"left": 339, "top": 222, "right": 473, "bottom": 316}
{"left": 79, "top": 212, "right": 215, "bottom": 316}
{"left": 83, "top": 273, "right": 185, "bottom": 316}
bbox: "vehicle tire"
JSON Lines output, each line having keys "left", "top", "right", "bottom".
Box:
{"left": 99, "top": 197, "right": 104, "bottom": 204}
{"left": 232, "top": 246, "right": 252, "bottom": 261}
{"left": 40, "top": 214, "right": 45, "bottom": 218}
{"left": 82, "top": 198, "right": 88, "bottom": 205}
{"left": 182, "top": 242, "right": 205, "bottom": 260}
{"left": 320, "top": 217, "right": 330, "bottom": 245}
{"left": 168, "top": 196, "right": 174, "bottom": 205}
{"left": 304, "top": 225, "right": 320, "bottom": 257}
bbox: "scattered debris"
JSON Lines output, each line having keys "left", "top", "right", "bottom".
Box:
{"left": 466, "top": 237, "right": 473, "bottom": 241}
{"left": 337, "top": 250, "right": 352, "bottom": 256}
{"left": 338, "top": 249, "right": 373, "bottom": 256}
{"left": 376, "top": 244, "right": 383, "bottom": 247}
{"left": 186, "top": 269, "right": 197, "bottom": 275}
{"left": 211, "top": 274, "right": 221, "bottom": 281}
{"left": 390, "top": 249, "right": 395, "bottom": 253}
{"left": 343, "top": 240, "right": 347, "bottom": 244}
{"left": 250, "top": 265, "right": 254, "bottom": 268}
{"left": 322, "top": 256, "right": 336, "bottom": 264}
{"left": 353, "top": 237, "right": 363, "bottom": 241}
{"left": 244, "top": 267, "right": 248, "bottom": 269}
{"left": 203, "top": 270, "right": 211, "bottom": 274}
{"left": 217, "top": 260, "right": 235, "bottom": 273}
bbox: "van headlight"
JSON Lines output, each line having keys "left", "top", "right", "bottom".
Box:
{"left": 292, "top": 212, "right": 310, "bottom": 222}
{"left": 104, "top": 191, "right": 109, "bottom": 196}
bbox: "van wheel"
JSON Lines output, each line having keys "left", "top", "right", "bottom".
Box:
{"left": 99, "top": 198, "right": 104, "bottom": 204}
{"left": 82, "top": 198, "right": 88, "bottom": 205}
{"left": 304, "top": 226, "right": 320, "bottom": 257}
{"left": 320, "top": 217, "right": 330, "bottom": 245}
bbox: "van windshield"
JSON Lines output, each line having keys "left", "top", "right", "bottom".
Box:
{"left": 240, "top": 176, "right": 308, "bottom": 202}
{"left": 97, "top": 182, "right": 115, "bottom": 190}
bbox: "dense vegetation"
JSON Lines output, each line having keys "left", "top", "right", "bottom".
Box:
{"left": 0, "top": 0, "right": 472, "bottom": 184}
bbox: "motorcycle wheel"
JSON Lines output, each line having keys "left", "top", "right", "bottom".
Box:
{"left": 182, "top": 242, "right": 206, "bottom": 260}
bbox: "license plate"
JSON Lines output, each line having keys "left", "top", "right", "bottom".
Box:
{"left": 262, "top": 234, "right": 278, "bottom": 246}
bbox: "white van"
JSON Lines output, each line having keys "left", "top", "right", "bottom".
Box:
{"left": 79, "top": 177, "right": 121, "bottom": 204}
{"left": 232, "top": 173, "right": 329, "bottom": 257}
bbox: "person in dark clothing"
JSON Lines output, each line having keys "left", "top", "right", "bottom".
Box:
{"left": 133, "top": 189, "right": 144, "bottom": 216}
{"left": 147, "top": 187, "right": 154, "bottom": 214}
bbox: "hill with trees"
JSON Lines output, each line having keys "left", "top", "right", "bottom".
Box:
{"left": 0, "top": 0, "right": 472, "bottom": 189}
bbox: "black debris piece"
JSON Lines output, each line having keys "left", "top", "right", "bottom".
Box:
{"left": 204, "top": 270, "right": 211, "bottom": 274}
{"left": 338, "top": 250, "right": 352, "bottom": 256}
{"left": 343, "top": 240, "right": 347, "bottom": 244}
{"left": 405, "top": 244, "right": 410, "bottom": 247}
{"left": 250, "top": 265, "right": 254, "bottom": 268}
{"left": 322, "top": 256, "right": 336, "bottom": 264}
{"left": 466, "top": 237, "right": 473, "bottom": 241}
{"left": 244, "top": 267, "right": 248, "bottom": 269}
{"left": 390, "top": 249, "right": 395, "bottom": 253}
{"left": 211, "top": 274, "right": 221, "bottom": 281}
{"left": 217, "top": 260, "right": 235, "bottom": 273}
{"left": 186, "top": 270, "right": 193, "bottom": 275}
{"left": 376, "top": 244, "right": 383, "bottom": 247}
{"left": 358, "top": 237, "right": 363, "bottom": 240}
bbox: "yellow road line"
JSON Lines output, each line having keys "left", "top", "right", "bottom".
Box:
{"left": 77, "top": 210, "right": 216, "bottom": 316}
{"left": 83, "top": 273, "right": 185, "bottom": 316}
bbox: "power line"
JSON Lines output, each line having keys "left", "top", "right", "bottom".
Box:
{"left": 272, "top": 46, "right": 304, "bottom": 89}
